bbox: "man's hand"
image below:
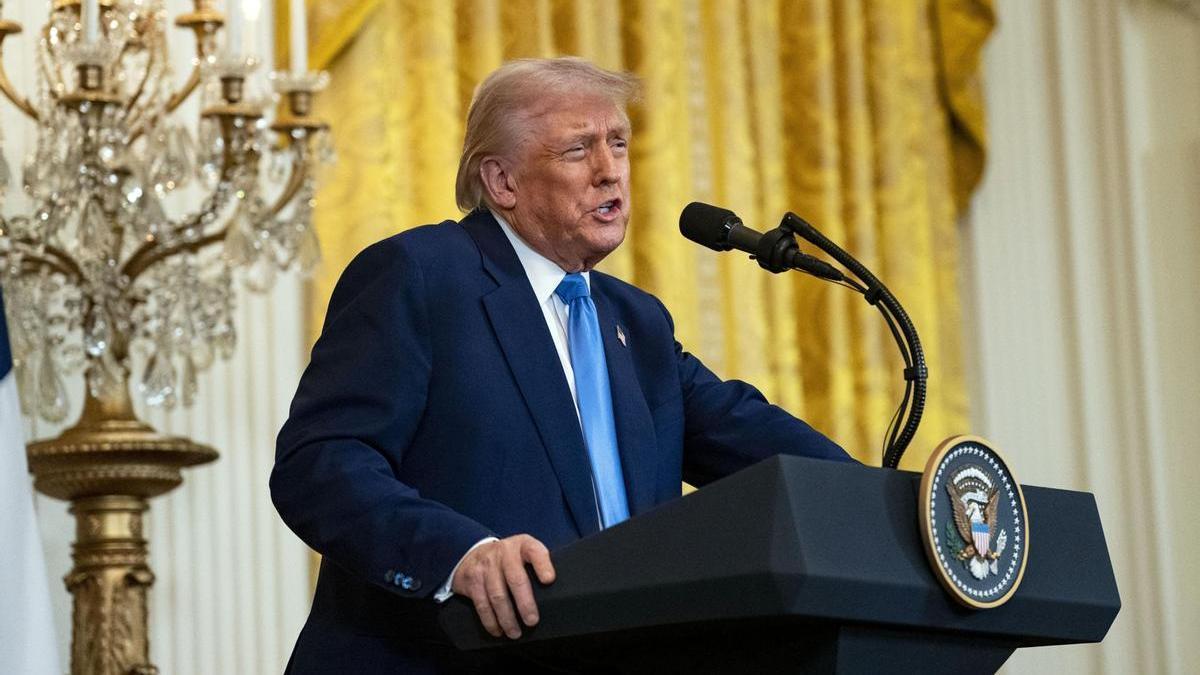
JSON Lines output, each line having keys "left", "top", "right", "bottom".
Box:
{"left": 451, "top": 534, "right": 556, "bottom": 639}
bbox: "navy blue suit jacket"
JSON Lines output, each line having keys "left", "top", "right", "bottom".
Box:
{"left": 271, "top": 210, "right": 853, "bottom": 673}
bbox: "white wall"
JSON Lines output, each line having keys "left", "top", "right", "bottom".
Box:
{"left": 963, "top": 0, "right": 1199, "bottom": 672}
{"left": 1, "top": 2, "right": 311, "bottom": 673}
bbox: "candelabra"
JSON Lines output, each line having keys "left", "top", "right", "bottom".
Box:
{"left": 0, "top": 1, "right": 330, "bottom": 673}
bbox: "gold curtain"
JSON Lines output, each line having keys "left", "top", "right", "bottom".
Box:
{"left": 280, "top": 0, "right": 995, "bottom": 470}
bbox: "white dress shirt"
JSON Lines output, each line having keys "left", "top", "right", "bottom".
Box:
{"left": 433, "top": 210, "right": 589, "bottom": 602}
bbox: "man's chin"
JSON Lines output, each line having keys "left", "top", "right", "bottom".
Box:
{"left": 580, "top": 228, "right": 628, "bottom": 270}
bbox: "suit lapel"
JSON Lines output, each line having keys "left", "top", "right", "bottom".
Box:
{"left": 591, "top": 284, "right": 658, "bottom": 517}
{"left": 465, "top": 212, "right": 602, "bottom": 536}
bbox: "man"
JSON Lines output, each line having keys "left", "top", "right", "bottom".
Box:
{"left": 271, "top": 57, "right": 854, "bottom": 674}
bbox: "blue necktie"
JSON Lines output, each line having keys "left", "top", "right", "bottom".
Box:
{"left": 555, "top": 273, "right": 630, "bottom": 528}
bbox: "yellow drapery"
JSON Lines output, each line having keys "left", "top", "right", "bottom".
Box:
{"left": 280, "top": 0, "right": 994, "bottom": 470}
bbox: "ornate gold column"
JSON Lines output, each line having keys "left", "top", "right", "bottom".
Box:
{"left": 28, "top": 382, "right": 215, "bottom": 675}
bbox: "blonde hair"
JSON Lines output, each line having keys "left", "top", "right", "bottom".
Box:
{"left": 455, "top": 57, "right": 641, "bottom": 212}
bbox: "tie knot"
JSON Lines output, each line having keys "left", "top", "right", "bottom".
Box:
{"left": 555, "top": 273, "right": 590, "bottom": 303}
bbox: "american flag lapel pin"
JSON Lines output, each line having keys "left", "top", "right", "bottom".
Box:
{"left": 616, "top": 324, "right": 627, "bottom": 347}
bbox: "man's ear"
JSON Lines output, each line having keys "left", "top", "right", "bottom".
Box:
{"left": 480, "top": 157, "right": 517, "bottom": 210}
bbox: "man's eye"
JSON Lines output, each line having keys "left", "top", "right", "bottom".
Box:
{"left": 565, "top": 146, "right": 586, "bottom": 156}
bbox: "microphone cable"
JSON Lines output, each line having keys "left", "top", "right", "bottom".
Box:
{"left": 781, "top": 213, "right": 927, "bottom": 469}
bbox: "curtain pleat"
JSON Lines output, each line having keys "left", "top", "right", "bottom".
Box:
{"left": 295, "top": 0, "right": 993, "bottom": 469}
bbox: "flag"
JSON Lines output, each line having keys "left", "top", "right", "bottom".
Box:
{"left": 0, "top": 289, "right": 61, "bottom": 674}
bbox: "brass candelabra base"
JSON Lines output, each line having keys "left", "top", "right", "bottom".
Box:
{"left": 27, "top": 394, "right": 217, "bottom": 675}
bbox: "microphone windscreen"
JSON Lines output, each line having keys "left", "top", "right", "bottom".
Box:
{"left": 679, "top": 202, "right": 738, "bottom": 251}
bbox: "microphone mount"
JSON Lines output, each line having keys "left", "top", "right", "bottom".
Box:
{"left": 754, "top": 227, "right": 804, "bottom": 273}
{"left": 750, "top": 223, "right": 845, "bottom": 282}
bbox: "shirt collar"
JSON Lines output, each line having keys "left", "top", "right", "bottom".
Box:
{"left": 491, "top": 210, "right": 590, "bottom": 304}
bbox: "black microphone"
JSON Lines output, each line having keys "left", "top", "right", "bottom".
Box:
{"left": 679, "top": 202, "right": 844, "bottom": 281}
{"left": 678, "top": 202, "right": 758, "bottom": 252}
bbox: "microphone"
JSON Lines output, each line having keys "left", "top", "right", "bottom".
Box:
{"left": 678, "top": 202, "right": 761, "bottom": 252}
{"left": 679, "top": 202, "right": 844, "bottom": 281}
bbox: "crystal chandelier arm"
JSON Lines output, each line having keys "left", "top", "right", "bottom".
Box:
{"left": 17, "top": 254, "right": 74, "bottom": 279}
{"left": 258, "top": 154, "right": 309, "bottom": 223}
{"left": 0, "top": 22, "right": 40, "bottom": 121}
{"left": 126, "top": 42, "right": 206, "bottom": 145}
{"left": 164, "top": 64, "right": 203, "bottom": 115}
{"left": 121, "top": 227, "right": 225, "bottom": 283}
{"left": 119, "top": 128, "right": 239, "bottom": 283}
{"left": 121, "top": 208, "right": 217, "bottom": 282}
{"left": 169, "top": 3, "right": 222, "bottom": 115}
{"left": 121, "top": 181, "right": 236, "bottom": 283}
{"left": 10, "top": 241, "right": 84, "bottom": 282}
{"left": 0, "top": 64, "right": 37, "bottom": 120}
{"left": 35, "top": 18, "right": 69, "bottom": 106}
{"left": 122, "top": 40, "right": 158, "bottom": 117}
{"left": 123, "top": 154, "right": 304, "bottom": 283}
{"left": 125, "top": 68, "right": 200, "bottom": 147}
{"left": 123, "top": 75, "right": 163, "bottom": 145}
{"left": 122, "top": 30, "right": 177, "bottom": 145}
{"left": 124, "top": 3, "right": 222, "bottom": 144}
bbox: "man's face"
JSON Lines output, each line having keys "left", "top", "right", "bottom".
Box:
{"left": 502, "top": 94, "right": 632, "bottom": 272}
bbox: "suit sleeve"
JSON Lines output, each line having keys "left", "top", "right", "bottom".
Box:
{"left": 270, "top": 237, "right": 494, "bottom": 599}
{"left": 654, "top": 300, "right": 858, "bottom": 487}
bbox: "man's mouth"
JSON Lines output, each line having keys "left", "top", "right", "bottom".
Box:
{"left": 595, "top": 199, "right": 622, "bottom": 219}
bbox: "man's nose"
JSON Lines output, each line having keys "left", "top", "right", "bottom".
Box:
{"left": 592, "top": 146, "right": 621, "bottom": 185}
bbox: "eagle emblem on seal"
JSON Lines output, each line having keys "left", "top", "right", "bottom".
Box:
{"left": 944, "top": 464, "right": 1009, "bottom": 580}
{"left": 920, "top": 435, "right": 1029, "bottom": 608}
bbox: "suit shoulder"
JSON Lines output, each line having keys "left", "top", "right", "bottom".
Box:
{"left": 592, "top": 270, "right": 658, "bottom": 303}
{"left": 396, "top": 219, "right": 475, "bottom": 251}
{"left": 591, "top": 271, "right": 671, "bottom": 319}
{"left": 338, "top": 220, "right": 479, "bottom": 283}
{"left": 352, "top": 219, "right": 470, "bottom": 264}
{"left": 323, "top": 220, "right": 471, "bottom": 323}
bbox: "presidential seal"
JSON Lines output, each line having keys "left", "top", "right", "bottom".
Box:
{"left": 918, "top": 435, "right": 1029, "bottom": 609}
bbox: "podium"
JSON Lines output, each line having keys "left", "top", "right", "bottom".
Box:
{"left": 439, "top": 456, "right": 1120, "bottom": 673}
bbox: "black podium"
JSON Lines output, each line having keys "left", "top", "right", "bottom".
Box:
{"left": 439, "top": 456, "right": 1120, "bottom": 673}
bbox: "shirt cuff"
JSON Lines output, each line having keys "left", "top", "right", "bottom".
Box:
{"left": 433, "top": 536, "right": 500, "bottom": 603}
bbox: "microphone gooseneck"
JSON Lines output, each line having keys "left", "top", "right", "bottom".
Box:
{"left": 678, "top": 202, "right": 927, "bottom": 469}
{"left": 781, "top": 212, "right": 927, "bottom": 469}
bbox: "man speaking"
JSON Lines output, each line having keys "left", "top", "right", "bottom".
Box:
{"left": 271, "top": 57, "right": 854, "bottom": 674}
